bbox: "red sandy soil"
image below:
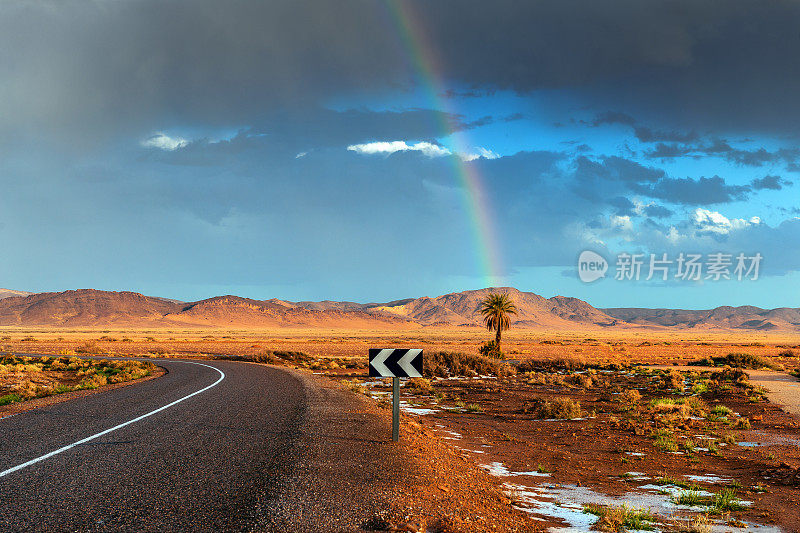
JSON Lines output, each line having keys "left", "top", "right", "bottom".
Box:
{"left": 339, "top": 367, "right": 800, "bottom": 532}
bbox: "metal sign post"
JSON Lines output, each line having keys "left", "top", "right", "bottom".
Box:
{"left": 392, "top": 377, "right": 400, "bottom": 442}
{"left": 368, "top": 348, "right": 423, "bottom": 442}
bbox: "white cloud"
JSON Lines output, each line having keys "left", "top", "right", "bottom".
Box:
{"left": 610, "top": 214, "right": 633, "bottom": 232}
{"left": 141, "top": 133, "right": 188, "bottom": 151}
{"left": 461, "top": 147, "right": 500, "bottom": 161}
{"left": 666, "top": 225, "right": 682, "bottom": 243}
{"left": 295, "top": 151, "right": 308, "bottom": 159}
{"left": 691, "top": 208, "right": 760, "bottom": 235}
{"left": 347, "top": 140, "right": 450, "bottom": 157}
{"left": 347, "top": 140, "right": 500, "bottom": 161}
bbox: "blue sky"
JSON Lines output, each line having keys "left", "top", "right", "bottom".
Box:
{"left": 1, "top": 1, "right": 799, "bottom": 308}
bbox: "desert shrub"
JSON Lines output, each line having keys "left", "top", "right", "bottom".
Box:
{"left": 423, "top": 351, "right": 501, "bottom": 377}
{"left": 404, "top": 377, "right": 433, "bottom": 395}
{"left": 676, "top": 515, "right": 712, "bottom": 533}
{"left": 272, "top": 350, "right": 312, "bottom": 362}
{"left": 654, "top": 435, "right": 679, "bottom": 452}
{"left": 79, "top": 373, "right": 108, "bottom": 389}
{"left": 250, "top": 351, "right": 285, "bottom": 364}
{"left": 344, "top": 379, "right": 366, "bottom": 395}
{"left": 649, "top": 396, "right": 707, "bottom": 417}
{"left": 516, "top": 356, "right": 588, "bottom": 372}
{"left": 17, "top": 380, "right": 40, "bottom": 398}
{"left": 75, "top": 342, "right": 107, "bottom": 355}
{"left": 662, "top": 370, "right": 684, "bottom": 391}
{"left": 735, "top": 417, "right": 751, "bottom": 429}
{"left": 465, "top": 403, "right": 483, "bottom": 413}
{"left": 618, "top": 389, "right": 642, "bottom": 404}
{"left": 478, "top": 340, "right": 504, "bottom": 359}
{"left": 522, "top": 397, "right": 582, "bottom": 419}
{"left": 778, "top": 349, "right": 795, "bottom": 357}
{"left": 691, "top": 353, "right": 776, "bottom": 370}
{"left": 710, "top": 366, "right": 750, "bottom": 388}
{"left": 216, "top": 350, "right": 312, "bottom": 365}
{"left": 673, "top": 490, "right": 705, "bottom": 506}
{"left": 564, "top": 373, "right": 592, "bottom": 388}
{"left": 583, "top": 504, "right": 654, "bottom": 532}
{"left": 0, "top": 393, "right": 22, "bottom": 406}
{"left": 710, "top": 405, "right": 733, "bottom": 416}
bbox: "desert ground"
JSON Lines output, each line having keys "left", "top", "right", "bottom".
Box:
{"left": 3, "top": 326, "right": 800, "bottom": 532}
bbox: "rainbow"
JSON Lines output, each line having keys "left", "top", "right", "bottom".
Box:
{"left": 381, "top": 0, "right": 503, "bottom": 288}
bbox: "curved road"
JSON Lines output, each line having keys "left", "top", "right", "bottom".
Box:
{"left": 0, "top": 359, "right": 402, "bottom": 532}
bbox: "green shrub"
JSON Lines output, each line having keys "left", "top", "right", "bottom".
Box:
{"left": 0, "top": 393, "right": 22, "bottom": 406}
{"left": 522, "top": 397, "right": 582, "bottom": 419}
{"left": 404, "top": 377, "right": 433, "bottom": 395}
{"left": 691, "top": 353, "right": 776, "bottom": 370}
{"left": 654, "top": 436, "right": 679, "bottom": 452}
{"left": 478, "top": 340, "right": 504, "bottom": 359}
{"left": 583, "top": 504, "right": 655, "bottom": 531}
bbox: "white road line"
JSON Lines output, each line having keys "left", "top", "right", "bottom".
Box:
{"left": 0, "top": 361, "right": 225, "bottom": 479}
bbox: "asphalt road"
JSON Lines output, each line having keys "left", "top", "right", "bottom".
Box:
{"left": 0, "top": 359, "right": 401, "bottom": 532}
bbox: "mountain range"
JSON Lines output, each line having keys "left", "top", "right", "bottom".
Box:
{"left": 0, "top": 287, "right": 797, "bottom": 331}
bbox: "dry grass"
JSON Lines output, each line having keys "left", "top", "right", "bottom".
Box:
{"left": 1, "top": 326, "right": 798, "bottom": 372}
{"left": 0, "top": 354, "right": 156, "bottom": 406}
{"left": 521, "top": 397, "right": 582, "bottom": 419}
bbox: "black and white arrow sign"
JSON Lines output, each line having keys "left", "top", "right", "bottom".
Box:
{"left": 369, "top": 349, "right": 423, "bottom": 378}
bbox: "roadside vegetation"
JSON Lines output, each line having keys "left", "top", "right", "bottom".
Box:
{"left": 690, "top": 352, "right": 779, "bottom": 370}
{"left": 583, "top": 503, "right": 655, "bottom": 531}
{"left": 0, "top": 354, "right": 157, "bottom": 407}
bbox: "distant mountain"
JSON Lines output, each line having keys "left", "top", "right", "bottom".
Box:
{"left": 0, "top": 287, "right": 797, "bottom": 331}
{"left": 0, "top": 290, "right": 414, "bottom": 328}
{"left": 357, "top": 287, "right": 619, "bottom": 327}
{"left": 0, "top": 288, "right": 32, "bottom": 300}
{"left": 603, "top": 306, "right": 800, "bottom": 331}
{"left": 0, "top": 289, "right": 182, "bottom": 326}
{"left": 165, "top": 295, "right": 412, "bottom": 328}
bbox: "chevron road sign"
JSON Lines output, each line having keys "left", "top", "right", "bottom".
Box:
{"left": 368, "top": 348, "right": 423, "bottom": 378}
{"left": 368, "top": 348, "right": 423, "bottom": 442}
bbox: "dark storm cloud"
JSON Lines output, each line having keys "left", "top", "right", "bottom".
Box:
{"left": 633, "top": 176, "right": 750, "bottom": 205}
{"left": 607, "top": 196, "right": 636, "bottom": 216}
{"left": 571, "top": 155, "right": 752, "bottom": 206}
{"left": 642, "top": 137, "right": 800, "bottom": 170}
{"left": 750, "top": 175, "right": 791, "bottom": 190}
{"left": 589, "top": 112, "right": 637, "bottom": 127}
{"left": 644, "top": 143, "right": 696, "bottom": 159}
{"left": 633, "top": 127, "right": 699, "bottom": 144}
{"left": 4, "top": 0, "right": 800, "bottom": 147}
{"left": 643, "top": 204, "right": 673, "bottom": 218}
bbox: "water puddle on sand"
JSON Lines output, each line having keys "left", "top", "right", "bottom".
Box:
{"left": 480, "top": 461, "right": 551, "bottom": 478}
{"left": 479, "top": 460, "right": 782, "bottom": 532}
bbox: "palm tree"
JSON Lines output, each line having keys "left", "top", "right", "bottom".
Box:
{"left": 479, "top": 292, "right": 518, "bottom": 352}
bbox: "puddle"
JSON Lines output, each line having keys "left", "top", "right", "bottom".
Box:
{"left": 399, "top": 401, "right": 437, "bottom": 415}
{"left": 481, "top": 462, "right": 552, "bottom": 478}
{"left": 503, "top": 482, "right": 778, "bottom": 532}
{"left": 738, "top": 441, "right": 761, "bottom": 447}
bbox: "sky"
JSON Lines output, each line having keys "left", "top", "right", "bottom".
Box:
{"left": 1, "top": 0, "right": 799, "bottom": 308}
